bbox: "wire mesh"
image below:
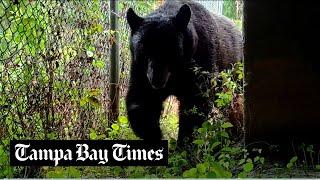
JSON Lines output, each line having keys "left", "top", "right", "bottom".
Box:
{"left": 0, "top": 0, "right": 162, "bottom": 176}
{"left": 195, "top": 0, "right": 224, "bottom": 15}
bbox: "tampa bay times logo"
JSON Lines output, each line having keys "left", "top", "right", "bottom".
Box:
{"left": 10, "top": 140, "right": 168, "bottom": 166}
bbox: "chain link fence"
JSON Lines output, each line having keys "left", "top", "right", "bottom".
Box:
{"left": 195, "top": 0, "right": 223, "bottom": 15}
{"left": 0, "top": 0, "right": 161, "bottom": 177}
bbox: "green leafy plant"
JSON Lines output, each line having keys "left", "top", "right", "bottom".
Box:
{"left": 214, "top": 62, "right": 243, "bottom": 109}
{"left": 46, "top": 167, "right": 81, "bottom": 178}
{"left": 179, "top": 118, "right": 264, "bottom": 178}
{"left": 287, "top": 156, "right": 298, "bottom": 169}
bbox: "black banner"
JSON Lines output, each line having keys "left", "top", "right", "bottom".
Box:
{"left": 10, "top": 140, "right": 168, "bottom": 166}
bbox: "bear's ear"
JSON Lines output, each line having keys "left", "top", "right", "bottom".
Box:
{"left": 174, "top": 4, "right": 191, "bottom": 31}
{"left": 127, "top": 8, "right": 144, "bottom": 32}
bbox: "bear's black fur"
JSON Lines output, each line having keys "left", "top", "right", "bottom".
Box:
{"left": 126, "top": 0, "right": 243, "bottom": 146}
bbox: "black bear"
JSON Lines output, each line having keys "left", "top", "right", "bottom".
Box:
{"left": 126, "top": 0, "right": 243, "bottom": 146}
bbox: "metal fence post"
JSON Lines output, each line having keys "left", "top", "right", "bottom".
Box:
{"left": 109, "top": 0, "right": 119, "bottom": 124}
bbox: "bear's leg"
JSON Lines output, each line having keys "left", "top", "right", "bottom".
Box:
{"left": 126, "top": 90, "right": 165, "bottom": 141}
{"left": 177, "top": 97, "right": 210, "bottom": 148}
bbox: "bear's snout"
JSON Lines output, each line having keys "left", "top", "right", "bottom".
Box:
{"left": 147, "top": 61, "right": 171, "bottom": 90}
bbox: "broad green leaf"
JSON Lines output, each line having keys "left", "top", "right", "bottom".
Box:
{"left": 197, "top": 127, "right": 206, "bottom": 134}
{"left": 92, "top": 59, "right": 105, "bottom": 69}
{"left": 219, "top": 131, "right": 229, "bottom": 138}
{"left": 193, "top": 139, "right": 205, "bottom": 145}
{"left": 238, "top": 159, "right": 246, "bottom": 165}
{"left": 182, "top": 168, "right": 197, "bottom": 178}
{"left": 119, "top": 116, "right": 128, "bottom": 124}
{"left": 243, "top": 162, "right": 254, "bottom": 172}
{"left": 196, "top": 163, "right": 206, "bottom": 174}
{"left": 95, "top": 24, "right": 103, "bottom": 33}
{"left": 80, "top": 97, "right": 88, "bottom": 106}
{"left": 210, "top": 142, "right": 221, "bottom": 150}
{"left": 289, "top": 156, "right": 298, "bottom": 163}
{"left": 210, "top": 162, "right": 232, "bottom": 178}
{"left": 221, "top": 122, "right": 233, "bottom": 129}
{"left": 111, "top": 124, "right": 120, "bottom": 131}
{"left": 202, "top": 121, "right": 211, "bottom": 128}
{"left": 47, "top": 132, "right": 57, "bottom": 140}
{"left": 90, "top": 132, "right": 97, "bottom": 140}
